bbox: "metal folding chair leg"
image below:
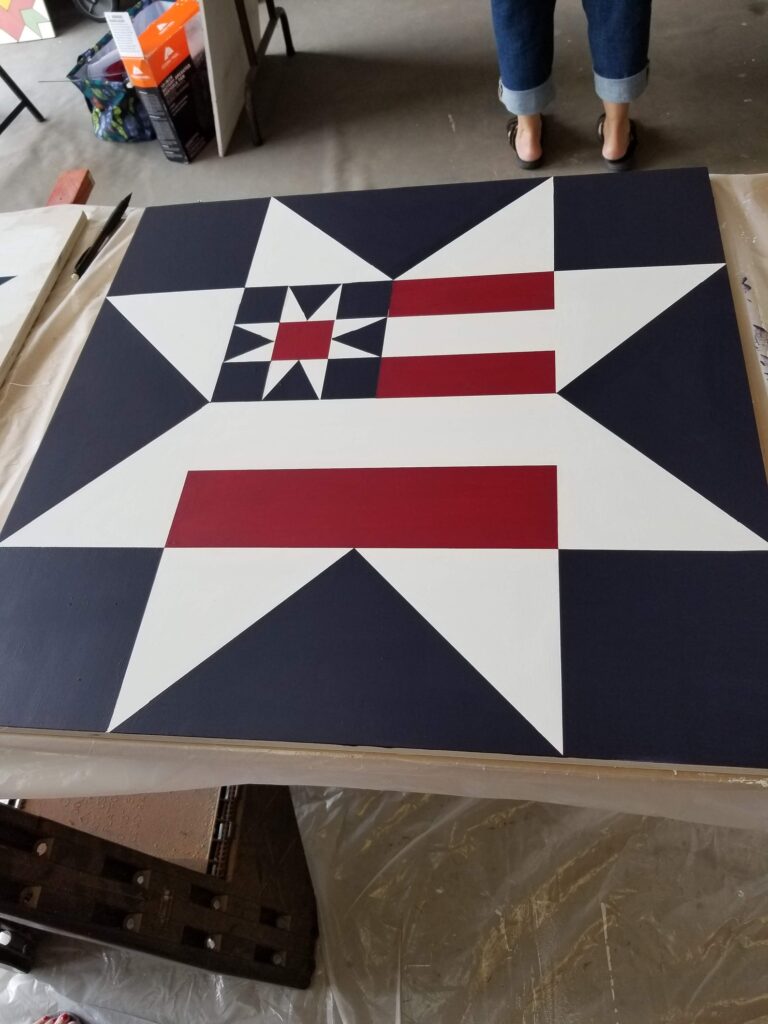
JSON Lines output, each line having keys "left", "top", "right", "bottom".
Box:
{"left": 0, "top": 64, "right": 45, "bottom": 136}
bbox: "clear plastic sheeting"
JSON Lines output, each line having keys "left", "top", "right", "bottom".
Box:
{"left": 3, "top": 787, "right": 768, "bottom": 1023}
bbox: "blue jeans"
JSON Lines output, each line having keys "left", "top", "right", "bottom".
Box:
{"left": 492, "top": 0, "right": 652, "bottom": 115}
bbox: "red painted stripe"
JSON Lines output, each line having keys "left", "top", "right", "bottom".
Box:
{"left": 389, "top": 272, "right": 554, "bottom": 317}
{"left": 376, "top": 351, "right": 555, "bottom": 398}
{"left": 167, "top": 467, "right": 558, "bottom": 549}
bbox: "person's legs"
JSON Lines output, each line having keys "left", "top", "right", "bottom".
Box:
{"left": 600, "top": 101, "right": 631, "bottom": 160}
{"left": 582, "top": 0, "right": 651, "bottom": 158}
{"left": 491, "top": 0, "right": 557, "bottom": 162}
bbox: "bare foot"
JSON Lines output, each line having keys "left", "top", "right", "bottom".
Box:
{"left": 601, "top": 102, "right": 631, "bottom": 160}
{"left": 514, "top": 114, "right": 543, "bottom": 163}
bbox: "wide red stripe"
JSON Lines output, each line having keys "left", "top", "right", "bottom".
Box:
{"left": 376, "top": 351, "right": 555, "bottom": 398}
{"left": 389, "top": 272, "right": 554, "bottom": 317}
{"left": 167, "top": 467, "right": 558, "bottom": 549}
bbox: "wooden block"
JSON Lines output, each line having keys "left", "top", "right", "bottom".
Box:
{"left": 198, "top": 0, "right": 261, "bottom": 157}
{"left": 46, "top": 169, "right": 94, "bottom": 206}
{"left": 0, "top": 207, "right": 87, "bottom": 390}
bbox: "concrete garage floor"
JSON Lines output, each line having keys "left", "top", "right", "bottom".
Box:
{"left": 0, "top": 0, "right": 767, "bottom": 211}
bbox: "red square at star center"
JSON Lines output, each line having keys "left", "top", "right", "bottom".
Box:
{"left": 273, "top": 321, "right": 334, "bottom": 361}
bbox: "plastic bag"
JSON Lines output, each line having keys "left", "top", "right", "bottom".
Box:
{"left": 66, "top": 0, "right": 173, "bottom": 143}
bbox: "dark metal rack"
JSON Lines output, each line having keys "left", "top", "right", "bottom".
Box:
{"left": 234, "top": 0, "right": 295, "bottom": 146}
{"left": 0, "top": 785, "right": 317, "bottom": 988}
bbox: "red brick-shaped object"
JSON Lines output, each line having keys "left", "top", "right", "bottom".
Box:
{"left": 47, "top": 169, "right": 94, "bottom": 206}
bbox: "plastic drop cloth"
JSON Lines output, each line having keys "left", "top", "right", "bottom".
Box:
{"left": 2, "top": 786, "right": 768, "bottom": 1024}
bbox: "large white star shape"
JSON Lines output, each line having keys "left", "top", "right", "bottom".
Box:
{"left": 2, "top": 181, "right": 762, "bottom": 754}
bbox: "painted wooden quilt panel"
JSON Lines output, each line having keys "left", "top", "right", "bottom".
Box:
{"left": 0, "top": 0, "right": 54, "bottom": 44}
{"left": 0, "top": 207, "right": 86, "bottom": 383}
{"left": 2, "top": 168, "right": 767, "bottom": 769}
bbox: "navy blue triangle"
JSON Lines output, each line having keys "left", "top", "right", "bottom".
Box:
{"left": 334, "top": 319, "right": 386, "bottom": 356}
{"left": 291, "top": 285, "right": 339, "bottom": 319}
{"left": 1, "top": 302, "right": 206, "bottom": 540}
{"left": 263, "top": 362, "right": 317, "bottom": 401}
{"left": 0, "top": 547, "right": 161, "bottom": 732}
{"left": 280, "top": 178, "right": 545, "bottom": 279}
{"left": 236, "top": 286, "right": 286, "bottom": 323}
{"left": 0, "top": 277, "right": 13, "bottom": 288}
{"left": 560, "top": 268, "right": 768, "bottom": 543}
{"left": 115, "top": 550, "right": 559, "bottom": 756}
{"left": 321, "top": 358, "right": 380, "bottom": 400}
{"left": 554, "top": 168, "right": 725, "bottom": 271}
{"left": 561, "top": 551, "right": 768, "bottom": 769}
{"left": 212, "top": 362, "right": 269, "bottom": 402}
{"left": 110, "top": 199, "right": 269, "bottom": 294}
{"left": 225, "top": 326, "right": 274, "bottom": 360}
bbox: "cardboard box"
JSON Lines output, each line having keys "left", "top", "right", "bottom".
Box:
{"left": 106, "top": 0, "right": 214, "bottom": 164}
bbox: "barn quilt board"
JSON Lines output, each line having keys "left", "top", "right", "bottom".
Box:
{"left": 1, "top": 168, "right": 767, "bottom": 769}
{"left": 0, "top": 0, "right": 54, "bottom": 45}
{"left": 0, "top": 206, "right": 86, "bottom": 386}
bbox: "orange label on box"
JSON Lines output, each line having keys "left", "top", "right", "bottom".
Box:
{"left": 151, "top": 32, "right": 190, "bottom": 81}
{"left": 122, "top": 0, "right": 199, "bottom": 87}
{"left": 139, "top": 0, "right": 198, "bottom": 54}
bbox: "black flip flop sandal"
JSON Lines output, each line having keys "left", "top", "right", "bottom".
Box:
{"left": 597, "top": 113, "right": 638, "bottom": 172}
{"left": 507, "top": 115, "right": 545, "bottom": 171}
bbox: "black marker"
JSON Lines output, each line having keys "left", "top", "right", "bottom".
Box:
{"left": 71, "top": 193, "right": 132, "bottom": 281}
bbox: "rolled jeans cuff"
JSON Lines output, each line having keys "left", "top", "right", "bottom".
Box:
{"left": 498, "top": 75, "right": 555, "bottom": 116}
{"left": 593, "top": 63, "right": 649, "bottom": 103}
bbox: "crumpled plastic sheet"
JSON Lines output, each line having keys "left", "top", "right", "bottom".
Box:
{"left": 2, "top": 786, "right": 768, "bottom": 1024}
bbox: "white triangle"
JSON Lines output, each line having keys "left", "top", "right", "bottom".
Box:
{"left": 301, "top": 359, "right": 328, "bottom": 397}
{"left": 328, "top": 340, "right": 377, "bottom": 359}
{"left": 108, "top": 547, "right": 348, "bottom": 730}
{"left": 556, "top": 398, "right": 768, "bottom": 551}
{"left": 312, "top": 286, "right": 342, "bottom": 321}
{"left": 263, "top": 359, "right": 296, "bottom": 396}
{"left": 332, "top": 317, "right": 382, "bottom": 338}
{"left": 227, "top": 342, "right": 275, "bottom": 363}
{"left": 109, "top": 288, "right": 243, "bottom": 400}
{"left": 0, "top": 411, "right": 204, "bottom": 549}
{"left": 360, "top": 548, "right": 563, "bottom": 751}
{"left": 281, "top": 288, "right": 306, "bottom": 322}
{"left": 236, "top": 322, "right": 279, "bottom": 341}
{"left": 398, "top": 178, "right": 554, "bottom": 280}
{"left": 555, "top": 263, "right": 723, "bottom": 388}
{"left": 247, "top": 200, "right": 389, "bottom": 287}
